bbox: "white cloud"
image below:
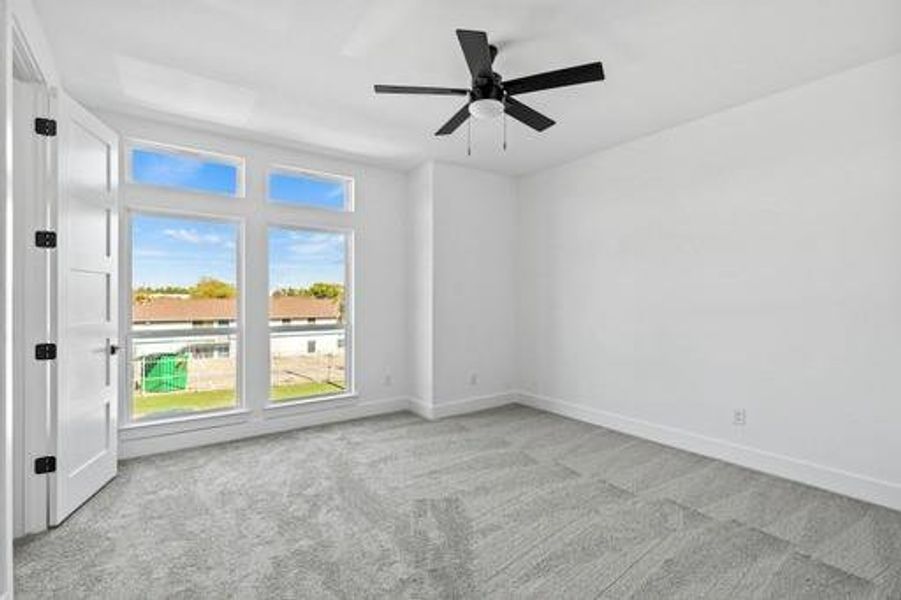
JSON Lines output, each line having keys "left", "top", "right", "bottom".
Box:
{"left": 133, "top": 248, "right": 172, "bottom": 258}
{"left": 137, "top": 155, "right": 203, "bottom": 186}
{"left": 287, "top": 232, "right": 344, "bottom": 264}
{"left": 163, "top": 228, "right": 224, "bottom": 245}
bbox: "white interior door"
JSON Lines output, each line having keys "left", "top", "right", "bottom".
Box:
{"left": 50, "top": 92, "right": 119, "bottom": 526}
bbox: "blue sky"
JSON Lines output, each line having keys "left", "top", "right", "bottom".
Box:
{"left": 268, "top": 228, "right": 345, "bottom": 292}
{"left": 132, "top": 215, "right": 344, "bottom": 291}
{"left": 269, "top": 172, "right": 347, "bottom": 210}
{"left": 132, "top": 215, "right": 238, "bottom": 288}
{"left": 132, "top": 148, "right": 238, "bottom": 196}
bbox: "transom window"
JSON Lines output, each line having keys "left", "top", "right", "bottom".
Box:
{"left": 267, "top": 166, "right": 352, "bottom": 211}
{"left": 129, "top": 143, "right": 243, "bottom": 197}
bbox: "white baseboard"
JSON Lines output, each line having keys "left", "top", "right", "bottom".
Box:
{"left": 121, "top": 391, "right": 518, "bottom": 459}
{"left": 410, "top": 391, "right": 517, "bottom": 420}
{"left": 517, "top": 391, "right": 901, "bottom": 512}
{"left": 119, "top": 388, "right": 901, "bottom": 511}
{"left": 408, "top": 396, "right": 433, "bottom": 420}
{"left": 120, "top": 396, "right": 410, "bottom": 459}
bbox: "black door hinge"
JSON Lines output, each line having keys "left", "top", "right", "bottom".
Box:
{"left": 34, "top": 117, "right": 57, "bottom": 137}
{"left": 35, "top": 230, "right": 57, "bottom": 248}
{"left": 35, "top": 456, "right": 57, "bottom": 474}
{"left": 35, "top": 343, "right": 57, "bottom": 360}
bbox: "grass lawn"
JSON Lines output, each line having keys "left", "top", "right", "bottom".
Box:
{"left": 271, "top": 381, "right": 345, "bottom": 402}
{"left": 134, "top": 381, "right": 345, "bottom": 419}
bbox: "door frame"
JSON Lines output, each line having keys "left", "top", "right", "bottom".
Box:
{"left": 1, "top": 1, "right": 15, "bottom": 595}
{"left": 2, "top": 3, "right": 60, "bottom": 595}
{"left": 11, "top": 72, "right": 52, "bottom": 539}
{"left": 5, "top": 0, "right": 58, "bottom": 548}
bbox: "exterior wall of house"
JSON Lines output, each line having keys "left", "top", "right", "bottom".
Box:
{"left": 270, "top": 330, "right": 343, "bottom": 356}
{"left": 131, "top": 325, "right": 343, "bottom": 359}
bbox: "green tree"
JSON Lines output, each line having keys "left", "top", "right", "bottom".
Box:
{"left": 133, "top": 284, "right": 192, "bottom": 302}
{"left": 270, "top": 283, "right": 344, "bottom": 299}
{"left": 307, "top": 282, "right": 343, "bottom": 299}
{"left": 190, "top": 277, "right": 237, "bottom": 299}
{"left": 271, "top": 286, "right": 306, "bottom": 297}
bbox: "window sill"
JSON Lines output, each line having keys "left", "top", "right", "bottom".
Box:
{"left": 118, "top": 394, "right": 360, "bottom": 440}
{"left": 263, "top": 392, "right": 358, "bottom": 418}
{"left": 119, "top": 408, "right": 252, "bottom": 440}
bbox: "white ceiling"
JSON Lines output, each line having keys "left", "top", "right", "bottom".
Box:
{"left": 34, "top": 0, "right": 901, "bottom": 175}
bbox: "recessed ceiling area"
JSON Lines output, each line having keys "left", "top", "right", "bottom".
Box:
{"left": 34, "top": 0, "right": 901, "bottom": 174}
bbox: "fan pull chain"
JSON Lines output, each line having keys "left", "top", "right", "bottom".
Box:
{"left": 503, "top": 111, "right": 508, "bottom": 151}
{"left": 467, "top": 118, "right": 472, "bottom": 156}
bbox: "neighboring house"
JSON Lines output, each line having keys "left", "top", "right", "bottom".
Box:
{"left": 132, "top": 296, "right": 343, "bottom": 359}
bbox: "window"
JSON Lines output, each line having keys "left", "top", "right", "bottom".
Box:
{"left": 267, "top": 167, "right": 352, "bottom": 211}
{"left": 268, "top": 227, "right": 350, "bottom": 403}
{"left": 130, "top": 213, "right": 240, "bottom": 421}
{"left": 130, "top": 144, "right": 242, "bottom": 197}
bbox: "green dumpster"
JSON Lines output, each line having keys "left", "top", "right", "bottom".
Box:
{"left": 141, "top": 352, "right": 189, "bottom": 393}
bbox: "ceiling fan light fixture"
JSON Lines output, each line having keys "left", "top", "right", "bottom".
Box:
{"left": 468, "top": 98, "right": 504, "bottom": 120}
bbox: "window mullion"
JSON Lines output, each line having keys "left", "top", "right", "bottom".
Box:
{"left": 242, "top": 212, "right": 271, "bottom": 416}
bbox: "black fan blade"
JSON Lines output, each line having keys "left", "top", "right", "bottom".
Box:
{"left": 435, "top": 103, "right": 471, "bottom": 136}
{"left": 374, "top": 84, "right": 469, "bottom": 96}
{"left": 456, "top": 29, "right": 493, "bottom": 77}
{"left": 504, "top": 97, "right": 555, "bottom": 131}
{"left": 504, "top": 62, "right": 605, "bottom": 96}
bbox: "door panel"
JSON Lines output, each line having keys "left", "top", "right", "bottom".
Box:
{"left": 51, "top": 93, "right": 119, "bottom": 526}
{"left": 66, "top": 330, "right": 110, "bottom": 400}
{"left": 68, "top": 271, "right": 110, "bottom": 325}
{"left": 68, "top": 121, "right": 110, "bottom": 195}
{"left": 68, "top": 196, "right": 112, "bottom": 267}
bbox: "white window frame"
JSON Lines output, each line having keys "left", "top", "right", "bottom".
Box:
{"left": 125, "top": 139, "right": 246, "bottom": 199}
{"left": 122, "top": 208, "right": 246, "bottom": 425}
{"left": 266, "top": 164, "right": 354, "bottom": 212}
{"left": 266, "top": 223, "right": 355, "bottom": 407}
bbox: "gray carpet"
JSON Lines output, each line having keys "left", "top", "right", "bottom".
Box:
{"left": 14, "top": 405, "right": 901, "bottom": 599}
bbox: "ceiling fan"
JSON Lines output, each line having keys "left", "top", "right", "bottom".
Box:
{"left": 374, "top": 29, "right": 605, "bottom": 140}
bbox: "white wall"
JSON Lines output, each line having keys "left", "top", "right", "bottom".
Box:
{"left": 407, "top": 162, "right": 433, "bottom": 406}
{"left": 99, "top": 111, "right": 412, "bottom": 457}
{"left": 517, "top": 54, "right": 901, "bottom": 509}
{"left": 406, "top": 162, "right": 518, "bottom": 417}
{"left": 432, "top": 163, "right": 516, "bottom": 405}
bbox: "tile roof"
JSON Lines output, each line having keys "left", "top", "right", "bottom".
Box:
{"left": 133, "top": 296, "right": 340, "bottom": 322}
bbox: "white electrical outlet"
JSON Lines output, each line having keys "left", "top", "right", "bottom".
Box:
{"left": 733, "top": 409, "right": 747, "bottom": 426}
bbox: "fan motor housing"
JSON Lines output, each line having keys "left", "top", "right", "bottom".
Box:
{"left": 470, "top": 73, "right": 505, "bottom": 103}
